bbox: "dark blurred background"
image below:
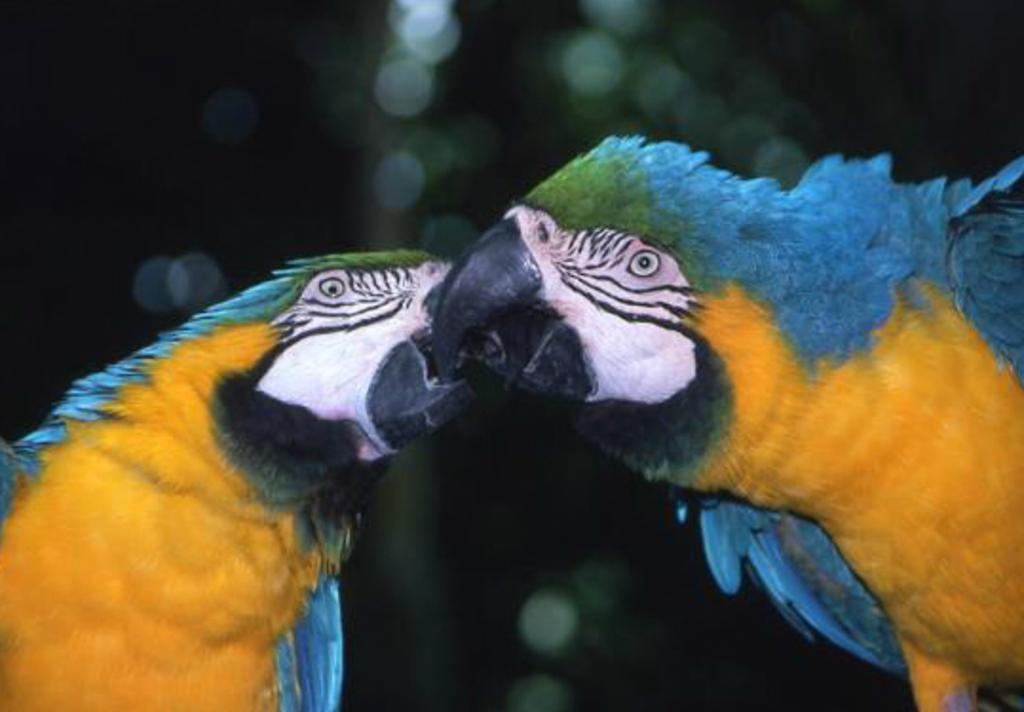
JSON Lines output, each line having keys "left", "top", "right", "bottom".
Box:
{"left": 3, "top": 1, "right": 1022, "bottom": 709}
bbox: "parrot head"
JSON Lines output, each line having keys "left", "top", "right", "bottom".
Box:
{"left": 431, "top": 138, "right": 739, "bottom": 481}
{"left": 228, "top": 252, "right": 468, "bottom": 458}
{"left": 209, "top": 251, "right": 472, "bottom": 509}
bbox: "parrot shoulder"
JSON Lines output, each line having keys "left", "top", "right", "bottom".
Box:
{"left": 696, "top": 495, "right": 906, "bottom": 674}
{"left": 947, "top": 156, "right": 1024, "bottom": 380}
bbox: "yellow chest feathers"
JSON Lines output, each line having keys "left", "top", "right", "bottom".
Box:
{"left": 693, "top": 285, "right": 1024, "bottom": 681}
{"left": 0, "top": 325, "right": 323, "bottom": 710}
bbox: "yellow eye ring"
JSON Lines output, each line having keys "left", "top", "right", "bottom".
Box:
{"left": 628, "top": 250, "right": 660, "bottom": 277}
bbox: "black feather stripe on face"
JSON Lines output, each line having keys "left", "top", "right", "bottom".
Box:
{"left": 275, "top": 266, "right": 420, "bottom": 344}
{"left": 551, "top": 228, "right": 697, "bottom": 334}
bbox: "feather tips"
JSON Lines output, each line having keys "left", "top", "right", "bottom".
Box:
{"left": 290, "top": 577, "right": 346, "bottom": 708}
{"left": 0, "top": 438, "right": 15, "bottom": 533}
{"left": 695, "top": 495, "right": 905, "bottom": 674}
{"left": 948, "top": 161, "right": 1024, "bottom": 377}
{"left": 275, "top": 576, "right": 344, "bottom": 712}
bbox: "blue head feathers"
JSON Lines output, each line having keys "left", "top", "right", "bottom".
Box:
{"left": 527, "top": 136, "right": 977, "bottom": 366}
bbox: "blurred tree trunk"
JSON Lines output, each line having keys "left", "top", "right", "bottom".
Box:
{"left": 344, "top": 1, "right": 457, "bottom": 710}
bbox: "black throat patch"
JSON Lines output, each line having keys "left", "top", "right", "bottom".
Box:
{"left": 213, "top": 367, "right": 386, "bottom": 565}
{"left": 573, "top": 336, "right": 731, "bottom": 485}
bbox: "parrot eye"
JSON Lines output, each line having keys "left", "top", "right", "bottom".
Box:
{"left": 318, "top": 276, "right": 346, "bottom": 300}
{"left": 628, "top": 250, "right": 660, "bottom": 277}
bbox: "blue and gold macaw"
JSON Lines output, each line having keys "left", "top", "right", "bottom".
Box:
{"left": 432, "top": 137, "right": 1024, "bottom": 711}
{"left": 0, "top": 251, "right": 471, "bottom": 711}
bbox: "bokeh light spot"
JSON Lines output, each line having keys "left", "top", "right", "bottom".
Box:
{"left": 395, "top": 0, "right": 453, "bottom": 10}
{"left": 420, "top": 213, "right": 478, "bottom": 258}
{"left": 133, "top": 256, "right": 176, "bottom": 313}
{"left": 572, "top": 559, "right": 630, "bottom": 619}
{"left": 579, "top": 0, "right": 654, "bottom": 36}
{"left": 407, "top": 127, "right": 458, "bottom": 177}
{"left": 674, "top": 20, "right": 733, "bottom": 82}
{"left": 719, "top": 114, "right": 775, "bottom": 170}
{"left": 561, "top": 32, "right": 624, "bottom": 97}
{"left": 375, "top": 59, "right": 434, "bottom": 117}
{"left": 632, "top": 58, "right": 692, "bottom": 118}
{"left": 518, "top": 589, "right": 579, "bottom": 655}
{"left": 202, "top": 88, "right": 259, "bottom": 145}
{"left": 134, "top": 253, "right": 227, "bottom": 314}
{"left": 753, "top": 136, "right": 809, "bottom": 188}
{"left": 506, "top": 674, "right": 574, "bottom": 712}
{"left": 374, "top": 151, "right": 426, "bottom": 210}
{"left": 395, "top": 4, "right": 461, "bottom": 63}
{"left": 167, "top": 252, "right": 228, "bottom": 311}
{"left": 672, "top": 91, "right": 727, "bottom": 145}
{"left": 732, "top": 70, "right": 784, "bottom": 117}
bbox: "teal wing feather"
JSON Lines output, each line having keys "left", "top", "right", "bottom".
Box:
{"left": 1, "top": 438, "right": 16, "bottom": 534}
{"left": 692, "top": 495, "right": 905, "bottom": 674}
{"left": 277, "top": 576, "right": 345, "bottom": 712}
{"left": 948, "top": 157, "right": 1024, "bottom": 382}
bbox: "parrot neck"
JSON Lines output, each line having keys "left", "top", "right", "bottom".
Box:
{"left": 574, "top": 334, "right": 731, "bottom": 486}
{"left": 86, "top": 323, "right": 289, "bottom": 510}
{"left": 69, "top": 321, "right": 372, "bottom": 568}
{"left": 214, "top": 366, "right": 383, "bottom": 568}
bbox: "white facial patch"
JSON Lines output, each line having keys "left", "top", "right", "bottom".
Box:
{"left": 256, "top": 261, "right": 449, "bottom": 460}
{"left": 506, "top": 206, "right": 699, "bottom": 405}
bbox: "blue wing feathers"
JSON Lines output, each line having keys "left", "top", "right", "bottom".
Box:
{"left": 957, "top": 156, "right": 1024, "bottom": 216}
{"left": 276, "top": 633, "right": 301, "bottom": 712}
{"left": 1, "top": 438, "right": 15, "bottom": 533}
{"left": 744, "top": 551, "right": 817, "bottom": 643}
{"left": 948, "top": 163, "right": 1024, "bottom": 377}
{"left": 693, "top": 495, "right": 905, "bottom": 675}
{"left": 699, "top": 501, "right": 748, "bottom": 594}
{"left": 277, "top": 576, "right": 345, "bottom": 712}
{"left": 295, "top": 577, "right": 344, "bottom": 712}
{"left": 748, "top": 529, "right": 850, "bottom": 647}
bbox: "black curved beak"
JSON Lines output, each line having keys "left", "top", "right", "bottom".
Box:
{"left": 431, "top": 219, "right": 542, "bottom": 379}
{"left": 431, "top": 218, "right": 594, "bottom": 401}
{"left": 367, "top": 339, "right": 473, "bottom": 451}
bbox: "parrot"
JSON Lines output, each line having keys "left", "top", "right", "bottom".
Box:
{"left": 0, "top": 250, "right": 471, "bottom": 711}
{"left": 430, "top": 136, "right": 1024, "bottom": 712}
